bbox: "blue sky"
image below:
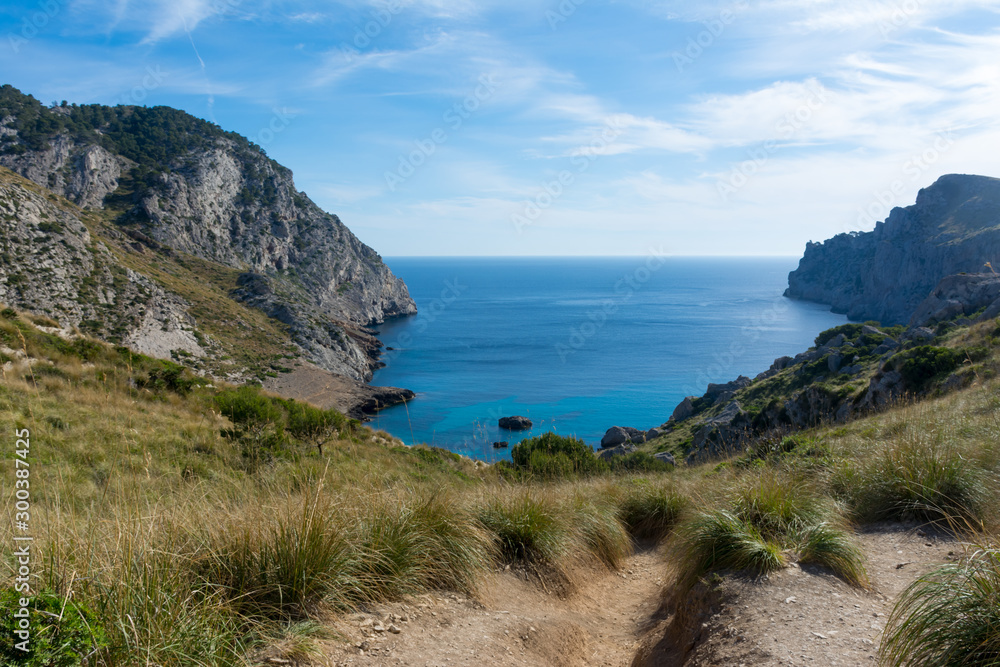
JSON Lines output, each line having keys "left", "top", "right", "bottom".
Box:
{"left": 2, "top": 0, "right": 1000, "bottom": 256}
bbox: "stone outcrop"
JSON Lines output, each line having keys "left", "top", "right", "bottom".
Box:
{"left": 600, "top": 426, "right": 646, "bottom": 448}
{"left": 0, "top": 86, "right": 416, "bottom": 382}
{"left": 908, "top": 273, "right": 1000, "bottom": 327}
{"left": 0, "top": 173, "right": 202, "bottom": 357}
{"left": 786, "top": 174, "right": 1000, "bottom": 324}
{"left": 688, "top": 401, "right": 750, "bottom": 463}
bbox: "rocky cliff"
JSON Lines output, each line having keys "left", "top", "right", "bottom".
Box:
{"left": 0, "top": 85, "right": 415, "bottom": 387}
{"left": 785, "top": 174, "right": 1000, "bottom": 324}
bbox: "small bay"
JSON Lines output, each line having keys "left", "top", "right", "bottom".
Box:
{"left": 371, "top": 257, "right": 846, "bottom": 460}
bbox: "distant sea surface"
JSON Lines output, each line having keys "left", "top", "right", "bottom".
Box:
{"left": 370, "top": 257, "right": 845, "bottom": 461}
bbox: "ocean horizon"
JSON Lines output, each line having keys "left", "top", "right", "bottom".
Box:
{"left": 370, "top": 256, "right": 847, "bottom": 461}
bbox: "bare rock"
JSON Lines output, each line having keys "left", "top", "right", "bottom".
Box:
{"left": 499, "top": 416, "right": 533, "bottom": 431}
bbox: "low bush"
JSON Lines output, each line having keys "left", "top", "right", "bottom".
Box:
{"left": 508, "top": 432, "right": 607, "bottom": 479}
{"left": 889, "top": 346, "right": 962, "bottom": 392}
{"left": 0, "top": 588, "right": 108, "bottom": 666}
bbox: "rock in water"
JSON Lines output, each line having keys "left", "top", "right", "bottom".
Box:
{"left": 498, "top": 416, "right": 532, "bottom": 431}
{"left": 492, "top": 441, "right": 509, "bottom": 448}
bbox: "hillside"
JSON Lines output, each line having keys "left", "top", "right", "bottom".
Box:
{"left": 785, "top": 173, "right": 1000, "bottom": 324}
{"left": 0, "top": 85, "right": 415, "bottom": 413}
{"left": 1, "top": 304, "right": 998, "bottom": 666}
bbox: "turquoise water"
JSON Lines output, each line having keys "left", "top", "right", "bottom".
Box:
{"left": 369, "top": 257, "right": 845, "bottom": 461}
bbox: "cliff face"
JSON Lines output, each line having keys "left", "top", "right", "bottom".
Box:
{"left": 0, "top": 171, "right": 204, "bottom": 360}
{"left": 785, "top": 174, "right": 1000, "bottom": 324}
{"left": 0, "top": 86, "right": 415, "bottom": 382}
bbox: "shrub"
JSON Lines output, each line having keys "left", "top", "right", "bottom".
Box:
{"left": 880, "top": 547, "right": 1000, "bottom": 666}
{"left": 215, "top": 385, "right": 284, "bottom": 436}
{"left": 508, "top": 432, "right": 606, "bottom": 479}
{"left": 815, "top": 323, "right": 866, "bottom": 347}
{"left": 0, "top": 589, "right": 108, "bottom": 666}
{"left": 286, "top": 401, "right": 346, "bottom": 455}
{"left": 889, "top": 346, "right": 962, "bottom": 392}
{"left": 137, "top": 359, "right": 197, "bottom": 394}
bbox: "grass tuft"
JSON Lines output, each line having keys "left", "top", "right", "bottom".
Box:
{"left": 616, "top": 481, "right": 687, "bottom": 542}
{"left": 475, "top": 490, "right": 570, "bottom": 565}
{"left": 880, "top": 547, "right": 1000, "bottom": 666}
{"left": 797, "top": 522, "right": 868, "bottom": 587}
{"left": 832, "top": 438, "right": 989, "bottom": 527}
{"left": 569, "top": 493, "right": 632, "bottom": 569}
{"left": 676, "top": 510, "right": 786, "bottom": 586}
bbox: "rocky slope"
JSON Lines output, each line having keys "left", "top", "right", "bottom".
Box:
{"left": 785, "top": 173, "right": 1000, "bottom": 324}
{"left": 0, "top": 85, "right": 416, "bottom": 402}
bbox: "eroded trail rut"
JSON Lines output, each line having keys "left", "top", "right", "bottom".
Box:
{"left": 320, "top": 547, "right": 667, "bottom": 667}
{"left": 312, "top": 526, "right": 959, "bottom": 667}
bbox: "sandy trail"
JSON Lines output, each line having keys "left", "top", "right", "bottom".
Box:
{"left": 318, "top": 546, "right": 668, "bottom": 667}
{"left": 280, "top": 524, "right": 961, "bottom": 667}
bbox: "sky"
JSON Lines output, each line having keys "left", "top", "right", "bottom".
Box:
{"left": 1, "top": 0, "right": 1000, "bottom": 256}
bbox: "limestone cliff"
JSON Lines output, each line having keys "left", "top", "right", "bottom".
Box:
{"left": 785, "top": 174, "right": 1000, "bottom": 324}
{"left": 0, "top": 85, "right": 415, "bottom": 383}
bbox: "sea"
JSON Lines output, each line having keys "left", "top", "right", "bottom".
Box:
{"left": 369, "top": 257, "right": 846, "bottom": 461}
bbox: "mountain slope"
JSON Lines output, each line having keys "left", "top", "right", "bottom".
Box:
{"left": 0, "top": 85, "right": 415, "bottom": 391}
{"left": 785, "top": 173, "right": 1000, "bottom": 324}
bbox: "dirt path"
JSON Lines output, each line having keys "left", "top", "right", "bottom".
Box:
{"left": 648, "top": 523, "right": 960, "bottom": 667}
{"left": 316, "top": 547, "right": 668, "bottom": 667}
{"left": 265, "top": 524, "right": 963, "bottom": 667}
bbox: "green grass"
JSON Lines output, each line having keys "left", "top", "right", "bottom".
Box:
{"left": 676, "top": 510, "right": 786, "bottom": 586}
{"left": 4, "top": 305, "right": 1000, "bottom": 664}
{"left": 880, "top": 547, "right": 1000, "bottom": 666}
{"left": 475, "top": 490, "right": 571, "bottom": 565}
{"left": 831, "top": 437, "right": 990, "bottom": 527}
{"left": 615, "top": 480, "right": 687, "bottom": 542}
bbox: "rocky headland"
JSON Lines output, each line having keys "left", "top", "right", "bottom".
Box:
{"left": 0, "top": 85, "right": 415, "bottom": 416}
{"left": 608, "top": 173, "right": 1000, "bottom": 465}
{"left": 785, "top": 173, "right": 1000, "bottom": 324}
